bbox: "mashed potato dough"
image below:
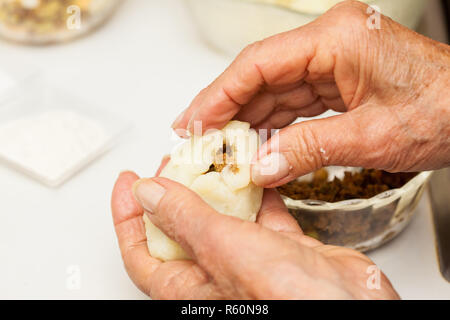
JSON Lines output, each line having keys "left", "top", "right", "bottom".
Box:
{"left": 144, "top": 121, "right": 264, "bottom": 261}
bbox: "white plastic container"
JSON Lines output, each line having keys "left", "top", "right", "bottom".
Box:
{"left": 185, "top": 0, "right": 426, "bottom": 56}
{"left": 0, "top": 77, "right": 130, "bottom": 187}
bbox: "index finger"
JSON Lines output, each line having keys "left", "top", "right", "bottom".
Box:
{"left": 172, "top": 29, "right": 316, "bottom": 135}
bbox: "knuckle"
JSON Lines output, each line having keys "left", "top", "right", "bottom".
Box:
{"left": 238, "top": 40, "right": 265, "bottom": 61}
{"left": 321, "top": 0, "right": 371, "bottom": 31}
{"left": 237, "top": 43, "right": 254, "bottom": 60}
{"left": 150, "top": 279, "right": 176, "bottom": 300}
{"left": 287, "top": 124, "right": 324, "bottom": 174}
{"left": 331, "top": 0, "right": 368, "bottom": 16}
{"left": 197, "top": 86, "right": 209, "bottom": 98}
{"left": 149, "top": 264, "right": 197, "bottom": 300}
{"left": 194, "top": 216, "right": 249, "bottom": 277}
{"left": 156, "top": 191, "right": 188, "bottom": 239}
{"left": 194, "top": 215, "right": 225, "bottom": 261}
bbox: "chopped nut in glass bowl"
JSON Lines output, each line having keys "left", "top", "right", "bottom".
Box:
{"left": 0, "top": 0, "right": 121, "bottom": 45}
{"left": 277, "top": 167, "right": 432, "bottom": 252}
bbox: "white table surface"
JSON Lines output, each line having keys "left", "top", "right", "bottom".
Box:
{"left": 0, "top": 0, "right": 449, "bottom": 299}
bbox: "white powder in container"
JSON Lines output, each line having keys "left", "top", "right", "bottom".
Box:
{"left": 0, "top": 110, "right": 108, "bottom": 185}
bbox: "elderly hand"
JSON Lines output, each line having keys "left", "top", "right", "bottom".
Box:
{"left": 172, "top": 0, "right": 450, "bottom": 188}
{"left": 111, "top": 164, "right": 399, "bottom": 299}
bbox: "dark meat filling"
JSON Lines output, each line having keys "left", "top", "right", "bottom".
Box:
{"left": 207, "top": 143, "right": 239, "bottom": 174}
{"left": 279, "top": 168, "right": 420, "bottom": 247}
{"left": 278, "top": 168, "right": 418, "bottom": 202}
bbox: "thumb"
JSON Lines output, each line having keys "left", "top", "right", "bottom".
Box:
{"left": 132, "top": 177, "right": 244, "bottom": 264}
{"left": 251, "top": 107, "right": 396, "bottom": 187}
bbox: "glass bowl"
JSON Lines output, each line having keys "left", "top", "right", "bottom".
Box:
{"left": 281, "top": 168, "right": 432, "bottom": 252}
{"left": 0, "top": 0, "right": 121, "bottom": 45}
{"left": 184, "top": 0, "right": 426, "bottom": 56}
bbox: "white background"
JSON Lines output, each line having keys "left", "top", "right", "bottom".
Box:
{"left": 0, "top": 0, "right": 449, "bottom": 299}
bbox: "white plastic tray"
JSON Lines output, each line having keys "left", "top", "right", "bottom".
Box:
{"left": 0, "top": 78, "right": 131, "bottom": 187}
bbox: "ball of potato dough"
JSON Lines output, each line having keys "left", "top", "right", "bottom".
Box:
{"left": 144, "top": 121, "right": 264, "bottom": 261}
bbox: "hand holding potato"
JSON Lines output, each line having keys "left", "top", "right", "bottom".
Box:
{"left": 172, "top": 1, "right": 450, "bottom": 188}
{"left": 111, "top": 0, "right": 449, "bottom": 300}
{"left": 111, "top": 168, "right": 399, "bottom": 299}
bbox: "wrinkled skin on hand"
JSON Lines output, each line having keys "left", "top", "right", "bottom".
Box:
{"left": 172, "top": 0, "right": 450, "bottom": 188}
{"left": 110, "top": 0, "right": 450, "bottom": 300}
{"left": 111, "top": 160, "right": 399, "bottom": 300}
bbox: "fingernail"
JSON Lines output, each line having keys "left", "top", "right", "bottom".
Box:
{"left": 171, "top": 110, "right": 186, "bottom": 129}
{"left": 132, "top": 179, "right": 166, "bottom": 213}
{"left": 252, "top": 152, "right": 291, "bottom": 186}
{"left": 173, "top": 127, "right": 190, "bottom": 139}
